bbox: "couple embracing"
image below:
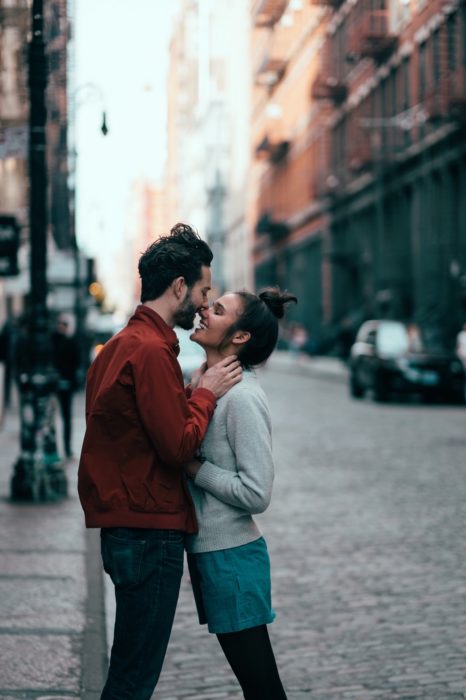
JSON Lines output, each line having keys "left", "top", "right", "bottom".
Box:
{"left": 78, "top": 223, "right": 295, "bottom": 699}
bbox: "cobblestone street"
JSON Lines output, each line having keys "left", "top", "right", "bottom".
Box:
{"left": 155, "top": 362, "right": 466, "bottom": 699}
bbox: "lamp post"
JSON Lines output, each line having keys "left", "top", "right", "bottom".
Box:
{"left": 68, "top": 84, "right": 108, "bottom": 384}
{"left": 10, "top": 0, "right": 68, "bottom": 501}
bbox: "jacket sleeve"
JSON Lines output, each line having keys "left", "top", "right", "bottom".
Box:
{"left": 132, "top": 341, "right": 216, "bottom": 468}
{"left": 193, "top": 388, "right": 274, "bottom": 514}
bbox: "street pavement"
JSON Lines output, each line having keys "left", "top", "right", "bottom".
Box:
{"left": 0, "top": 389, "right": 106, "bottom": 700}
{"left": 1, "top": 353, "right": 466, "bottom": 699}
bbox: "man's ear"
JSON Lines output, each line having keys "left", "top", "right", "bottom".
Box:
{"left": 231, "top": 330, "right": 251, "bottom": 347}
{"left": 172, "top": 276, "right": 186, "bottom": 299}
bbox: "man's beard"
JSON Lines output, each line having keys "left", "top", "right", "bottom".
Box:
{"left": 173, "top": 292, "right": 197, "bottom": 330}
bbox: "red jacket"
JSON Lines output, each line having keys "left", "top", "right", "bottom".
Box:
{"left": 78, "top": 305, "right": 216, "bottom": 532}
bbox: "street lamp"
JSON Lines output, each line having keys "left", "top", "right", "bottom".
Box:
{"left": 68, "top": 83, "right": 108, "bottom": 385}
{"left": 10, "top": 0, "right": 67, "bottom": 501}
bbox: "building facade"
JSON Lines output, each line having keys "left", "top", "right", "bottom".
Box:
{"left": 45, "top": 0, "right": 71, "bottom": 252}
{"left": 251, "top": 0, "right": 331, "bottom": 339}
{"left": 0, "top": 0, "right": 72, "bottom": 326}
{"left": 0, "top": 0, "right": 30, "bottom": 322}
{"left": 166, "top": 0, "right": 252, "bottom": 293}
{"left": 251, "top": 0, "right": 466, "bottom": 348}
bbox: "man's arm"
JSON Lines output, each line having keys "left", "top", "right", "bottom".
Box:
{"left": 133, "top": 344, "right": 241, "bottom": 469}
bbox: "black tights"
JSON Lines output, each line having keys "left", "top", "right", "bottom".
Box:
{"left": 217, "top": 625, "right": 287, "bottom": 700}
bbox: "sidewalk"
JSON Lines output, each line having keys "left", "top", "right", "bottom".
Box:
{"left": 265, "top": 350, "right": 348, "bottom": 384}
{"left": 0, "top": 392, "right": 106, "bottom": 700}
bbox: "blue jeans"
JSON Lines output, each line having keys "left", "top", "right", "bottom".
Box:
{"left": 100, "top": 527, "right": 185, "bottom": 700}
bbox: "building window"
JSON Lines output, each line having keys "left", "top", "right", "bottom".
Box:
{"left": 389, "top": 67, "right": 397, "bottom": 116}
{"left": 447, "top": 13, "right": 457, "bottom": 73}
{"left": 461, "top": 2, "right": 466, "bottom": 68}
{"left": 380, "top": 78, "right": 387, "bottom": 152}
{"left": 333, "top": 118, "right": 346, "bottom": 175}
{"left": 402, "top": 56, "right": 410, "bottom": 109}
{"left": 432, "top": 29, "right": 441, "bottom": 84}
{"left": 394, "top": 0, "right": 411, "bottom": 30}
{"left": 419, "top": 41, "right": 427, "bottom": 99}
{"left": 402, "top": 56, "right": 411, "bottom": 147}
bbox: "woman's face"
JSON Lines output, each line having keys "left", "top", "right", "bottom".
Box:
{"left": 191, "top": 293, "right": 243, "bottom": 350}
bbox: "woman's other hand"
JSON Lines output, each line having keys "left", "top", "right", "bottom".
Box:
{"left": 185, "top": 459, "right": 203, "bottom": 479}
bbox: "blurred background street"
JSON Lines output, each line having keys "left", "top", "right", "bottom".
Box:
{"left": 1, "top": 0, "right": 466, "bottom": 697}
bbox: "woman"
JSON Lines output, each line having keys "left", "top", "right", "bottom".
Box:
{"left": 185, "top": 287, "right": 296, "bottom": 700}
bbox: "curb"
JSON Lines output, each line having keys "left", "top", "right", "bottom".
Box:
{"left": 82, "top": 529, "right": 108, "bottom": 699}
{"left": 265, "top": 352, "right": 348, "bottom": 384}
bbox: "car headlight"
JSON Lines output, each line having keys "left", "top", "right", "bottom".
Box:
{"left": 395, "top": 358, "right": 410, "bottom": 370}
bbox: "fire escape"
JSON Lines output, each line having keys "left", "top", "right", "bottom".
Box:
{"left": 311, "top": 38, "right": 348, "bottom": 107}
{"left": 254, "top": 12, "right": 288, "bottom": 90}
{"left": 347, "top": 0, "right": 398, "bottom": 64}
{"left": 309, "top": 0, "right": 344, "bottom": 8}
{"left": 344, "top": 1, "right": 398, "bottom": 175}
{"left": 253, "top": 0, "right": 290, "bottom": 238}
{"left": 252, "top": 0, "right": 287, "bottom": 28}
{"left": 424, "top": 22, "right": 466, "bottom": 126}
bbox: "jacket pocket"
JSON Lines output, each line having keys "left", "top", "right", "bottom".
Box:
{"left": 121, "top": 473, "right": 186, "bottom": 514}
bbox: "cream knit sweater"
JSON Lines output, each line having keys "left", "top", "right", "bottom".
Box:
{"left": 185, "top": 370, "right": 274, "bottom": 554}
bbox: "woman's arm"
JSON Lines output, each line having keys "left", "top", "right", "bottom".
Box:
{"left": 192, "top": 388, "right": 274, "bottom": 514}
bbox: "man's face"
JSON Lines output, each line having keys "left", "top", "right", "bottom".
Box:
{"left": 173, "top": 265, "right": 211, "bottom": 330}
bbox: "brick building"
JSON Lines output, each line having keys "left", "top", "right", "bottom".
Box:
{"left": 0, "top": 0, "right": 72, "bottom": 325}
{"left": 0, "top": 0, "right": 30, "bottom": 327}
{"left": 45, "top": 0, "right": 71, "bottom": 252}
{"left": 251, "top": 0, "right": 466, "bottom": 348}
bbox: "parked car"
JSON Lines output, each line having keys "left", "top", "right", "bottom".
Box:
{"left": 349, "top": 320, "right": 465, "bottom": 403}
{"left": 175, "top": 327, "right": 206, "bottom": 384}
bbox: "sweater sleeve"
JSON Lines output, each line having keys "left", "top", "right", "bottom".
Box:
{"left": 194, "top": 388, "right": 274, "bottom": 514}
{"left": 132, "top": 341, "right": 216, "bottom": 469}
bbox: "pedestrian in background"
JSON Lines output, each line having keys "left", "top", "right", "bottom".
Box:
{"left": 51, "top": 313, "right": 80, "bottom": 458}
{"left": 78, "top": 223, "right": 242, "bottom": 700}
{"left": 456, "top": 322, "right": 466, "bottom": 370}
{"left": 185, "top": 286, "right": 296, "bottom": 700}
{"left": 0, "top": 316, "right": 20, "bottom": 413}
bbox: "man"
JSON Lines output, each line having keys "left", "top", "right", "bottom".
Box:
{"left": 51, "top": 314, "right": 80, "bottom": 457}
{"left": 78, "top": 223, "right": 242, "bottom": 700}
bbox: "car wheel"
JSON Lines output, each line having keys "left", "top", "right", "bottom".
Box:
{"left": 350, "top": 374, "right": 364, "bottom": 398}
{"left": 447, "top": 390, "right": 465, "bottom": 405}
{"left": 374, "top": 377, "right": 389, "bottom": 403}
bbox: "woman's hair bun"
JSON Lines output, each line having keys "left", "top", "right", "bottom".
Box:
{"left": 259, "top": 287, "right": 297, "bottom": 319}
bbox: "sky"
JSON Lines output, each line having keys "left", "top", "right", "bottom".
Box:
{"left": 74, "top": 0, "right": 179, "bottom": 315}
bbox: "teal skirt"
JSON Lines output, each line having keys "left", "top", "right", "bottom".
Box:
{"left": 187, "top": 537, "right": 276, "bottom": 634}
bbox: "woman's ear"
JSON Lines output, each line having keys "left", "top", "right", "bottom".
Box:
{"left": 231, "top": 330, "right": 251, "bottom": 347}
{"left": 172, "top": 276, "right": 186, "bottom": 299}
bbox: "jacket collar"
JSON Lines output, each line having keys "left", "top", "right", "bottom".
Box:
{"left": 129, "top": 304, "right": 180, "bottom": 355}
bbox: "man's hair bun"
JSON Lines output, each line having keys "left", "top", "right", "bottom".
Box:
{"left": 259, "top": 287, "right": 297, "bottom": 319}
